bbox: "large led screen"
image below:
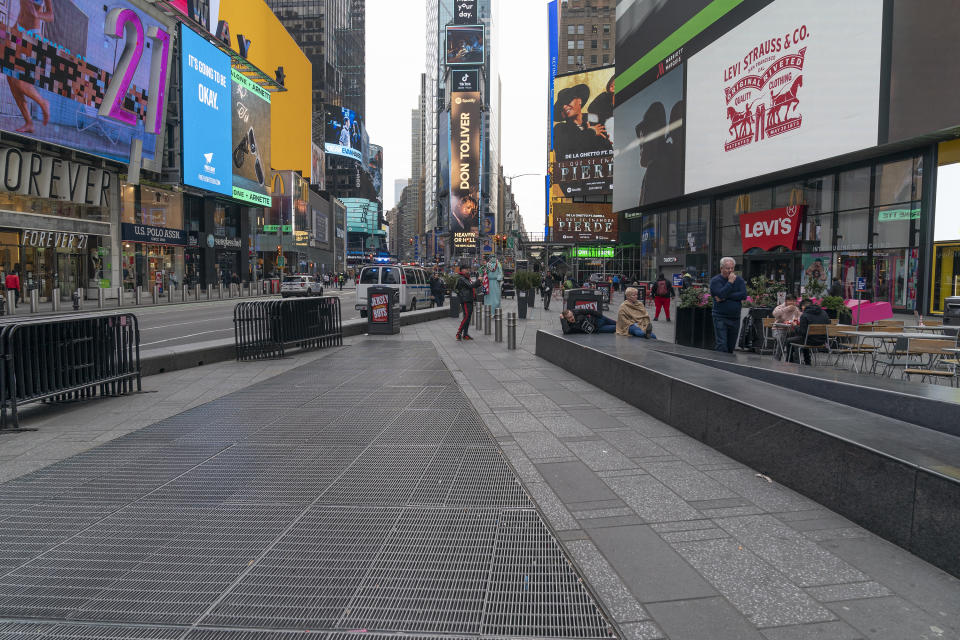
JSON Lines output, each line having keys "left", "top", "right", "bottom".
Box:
{"left": 182, "top": 26, "right": 232, "bottom": 197}
{"left": 449, "top": 92, "right": 481, "bottom": 234}
{"left": 551, "top": 67, "right": 614, "bottom": 198}
{"left": 613, "top": 64, "right": 684, "bottom": 212}
{"left": 367, "top": 144, "right": 383, "bottom": 204}
{"left": 231, "top": 70, "right": 271, "bottom": 206}
{"left": 684, "top": 0, "right": 883, "bottom": 194}
{"left": 0, "top": 0, "right": 173, "bottom": 167}
{"left": 552, "top": 203, "right": 618, "bottom": 243}
{"left": 935, "top": 162, "right": 960, "bottom": 243}
{"left": 445, "top": 25, "right": 484, "bottom": 66}
{"left": 324, "top": 106, "right": 362, "bottom": 162}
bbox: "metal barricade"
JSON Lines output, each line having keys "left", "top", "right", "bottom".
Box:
{"left": 233, "top": 296, "right": 343, "bottom": 361}
{"left": 0, "top": 313, "right": 141, "bottom": 429}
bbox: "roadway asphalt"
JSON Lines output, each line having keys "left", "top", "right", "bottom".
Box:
{"left": 137, "top": 288, "right": 362, "bottom": 349}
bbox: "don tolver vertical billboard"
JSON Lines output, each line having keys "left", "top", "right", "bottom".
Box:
{"left": 231, "top": 70, "right": 271, "bottom": 206}
{"left": 324, "top": 106, "right": 362, "bottom": 162}
{"left": 684, "top": 0, "right": 883, "bottom": 194}
{"left": 551, "top": 67, "right": 614, "bottom": 198}
{"left": 449, "top": 92, "right": 481, "bottom": 234}
{"left": 182, "top": 25, "right": 232, "bottom": 197}
{"left": 0, "top": 0, "right": 173, "bottom": 168}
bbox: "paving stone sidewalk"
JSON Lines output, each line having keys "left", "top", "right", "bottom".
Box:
{"left": 397, "top": 296, "right": 960, "bottom": 640}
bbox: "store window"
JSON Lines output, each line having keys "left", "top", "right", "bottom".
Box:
{"left": 835, "top": 208, "right": 870, "bottom": 251}
{"left": 838, "top": 166, "right": 871, "bottom": 211}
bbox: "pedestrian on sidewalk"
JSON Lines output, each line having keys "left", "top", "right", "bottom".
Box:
{"left": 5, "top": 269, "right": 19, "bottom": 307}
{"left": 454, "top": 265, "right": 482, "bottom": 341}
{"left": 541, "top": 272, "right": 554, "bottom": 311}
{"left": 430, "top": 272, "right": 445, "bottom": 307}
{"left": 710, "top": 257, "right": 747, "bottom": 353}
{"left": 338, "top": 273, "right": 345, "bottom": 290}
{"left": 652, "top": 273, "right": 674, "bottom": 321}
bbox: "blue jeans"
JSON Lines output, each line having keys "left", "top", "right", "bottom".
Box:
{"left": 713, "top": 314, "right": 740, "bottom": 353}
{"left": 595, "top": 316, "right": 617, "bottom": 333}
{"left": 628, "top": 324, "right": 656, "bottom": 339}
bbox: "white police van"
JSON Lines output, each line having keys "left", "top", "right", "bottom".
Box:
{"left": 355, "top": 263, "right": 433, "bottom": 317}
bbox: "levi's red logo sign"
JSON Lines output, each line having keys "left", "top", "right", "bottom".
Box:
{"left": 740, "top": 205, "right": 805, "bottom": 252}
{"left": 371, "top": 294, "right": 389, "bottom": 322}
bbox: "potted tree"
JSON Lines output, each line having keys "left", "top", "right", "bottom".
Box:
{"left": 676, "top": 285, "right": 714, "bottom": 348}
{"left": 820, "top": 295, "right": 852, "bottom": 322}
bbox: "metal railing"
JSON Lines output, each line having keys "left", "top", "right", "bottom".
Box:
{"left": 0, "top": 313, "right": 141, "bottom": 429}
{"left": 233, "top": 297, "right": 342, "bottom": 361}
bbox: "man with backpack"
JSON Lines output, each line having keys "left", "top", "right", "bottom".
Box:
{"left": 652, "top": 273, "right": 675, "bottom": 321}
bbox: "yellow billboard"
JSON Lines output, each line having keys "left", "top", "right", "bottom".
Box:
{"left": 218, "top": 0, "right": 312, "bottom": 181}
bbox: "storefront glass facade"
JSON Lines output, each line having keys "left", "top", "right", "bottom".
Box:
{"left": 121, "top": 185, "right": 186, "bottom": 292}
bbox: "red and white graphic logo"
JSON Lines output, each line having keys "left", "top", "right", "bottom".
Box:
{"left": 723, "top": 26, "right": 809, "bottom": 153}
{"left": 740, "top": 205, "right": 805, "bottom": 252}
{"left": 371, "top": 294, "right": 389, "bottom": 322}
{"left": 573, "top": 300, "right": 598, "bottom": 311}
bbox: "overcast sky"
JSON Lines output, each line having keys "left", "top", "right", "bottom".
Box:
{"left": 366, "top": 0, "right": 548, "bottom": 235}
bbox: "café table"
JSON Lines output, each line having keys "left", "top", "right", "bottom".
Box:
{"left": 903, "top": 325, "right": 954, "bottom": 332}
{"left": 839, "top": 331, "right": 952, "bottom": 375}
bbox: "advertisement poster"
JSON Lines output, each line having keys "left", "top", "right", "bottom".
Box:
{"left": 324, "top": 105, "right": 362, "bottom": 162}
{"left": 613, "top": 64, "right": 684, "bottom": 212}
{"left": 452, "top": 69, "right": 479, "bottom": 92}
{"left": 182, "top": 26, "right": 232, "bottom": 197}
{"left": 313, "top": 208, "right": 329, "bottom": 247}
{"left": 801, "top": 252, "right": 831, "bottom": 291}
{"left": 231, "top": 70, "right": 271, "bottom": 206}
{"left": 685, "top": 0, "right": 883, "bottom": 194}
{"left": 449, "top": 92, "right": 481, "bottom": 234}
{"left": 310, "top": 142, "right": 325, "bottom": 190}
{"left": 367, "top": 144, "right": 383, "bottom": 204}
{"left": 453, "top": 0, "right": 477, "bottom": 24}
{"left": 446, "top": 25, "right": 484, "bottom": 66}
{"left": 0, "top": 0, "right": 173, "bottom": 168}
{"left": 551, "top": 67, "right": 614, "bottom": 198}
{"left": 552, "top": 203, "right": 618, "bottom": 242}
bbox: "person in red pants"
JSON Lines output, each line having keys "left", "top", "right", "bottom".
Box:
{"left": 454, "top": 264, "right": 482, "bottom": 341}
{"left": 651, "top": 273, "right": 675, "bottom": 321}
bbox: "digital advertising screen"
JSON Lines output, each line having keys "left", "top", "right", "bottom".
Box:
{"left": 552, "top": 203, "right": 618, "bottom": 243}
{"left": 0, "top": 0, "right": 174, "bottom": 168}
{"left": 551, "top": 67, "right": 614, "bottom": 199}
{"left": 445, "top": 25, "right": 485, "bottom": 66}
{"left": 452, "top": 69, "right": 480, "bottom": 93}
{"left": 613, "top": 64, "right": 684, "bottom": 212}
{"left": 311, "top": 142, "right": 325, "bottom": 190}
{"left": 324, "top": 105, "right": 363, "bottom": 162}
{"left": 231, "top": 70, "right": 272, "bottom": 206}
{"left": 367, "top": 144, "right": 383, "bottom": 204}
{"left": 453, "top": 0, "right": 477, "bottom": 25}
{"left": 449, "top": 92, "right": 481, "bottom": 234}
{"left": 684, "top": 0, "right": 883, "bottom": 194}
{"left": 182, "top": 25, "right": 232, "bottom": 197}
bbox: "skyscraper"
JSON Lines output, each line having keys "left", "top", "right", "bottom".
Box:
{"left": 424, "top": 0, "right": 500, "bottom": 262}
{"left": 556, "top": 0, "right": 615, "bottom": 75}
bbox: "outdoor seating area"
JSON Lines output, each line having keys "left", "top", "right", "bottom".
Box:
{"left": 754, "top": 316, "right": 960, "bottom": 386}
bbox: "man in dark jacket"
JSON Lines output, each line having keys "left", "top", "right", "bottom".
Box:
{"left": 710, "top": 257, "right": 747, "bottom": 353}
{"left": 785, "top": 298, "right": 830, "bottom": 365}
{"left": 561, "top": 308, "right": 616, "bottom": 334}
{"left": 454, "top": 266, "right": 482, "bottom": 341}
{"left": 542, "top": 272, "right": 555, "bottom": 311}
{"left": 828, "top": 277, "right": 842, "bottom": 298}
{"left": 430, "top": 273, "right": 445, "bottom": 307}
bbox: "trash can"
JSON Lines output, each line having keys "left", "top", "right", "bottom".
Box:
{"left": 565, "top": 288, "right": 606, "bottom": 313}
{"left": 367, "top": 286, "right": 400, "bottom": 335}
{"left": 944, "top": 296, "right": 960, "bottom": 326}
{"left": 448, "top": 293, "right": 460, "bottom": 318}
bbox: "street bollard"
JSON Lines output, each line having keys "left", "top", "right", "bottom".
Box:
{"left": 51, "top": 289, "right": 60, "bottom": 312}
{"left": 474, "top": 301, "right": 482, "bottom": 331}
{"left": 7, "top": 290, "right": 16, "bottom": 315}
{"left": 153, "top": 285, "right": 159, "bottom": 304}
{"left": 507, "top": 312, "right": 517, "bottom": 350}
{"left": 73, "top": 288, "right": 82, "bottom": 311}
{"left": 180, "top": 286, "right": 186, "bottom": 302}
{"left": 97, "top": 287, "right": 104, "bottom": 309}
{"left": 483, "top": 304, "right": 491, "bottom": 335}
{"left": 117, "top": 287, "right": 124, "bottom": 308}
{"left": 206, "top": 284, "right": 212, "bottom": 300}
{"left": 495, "top": 308, "right": 503, "bottom": 343}
{"left": 30, "top": 289, "right": 38, "bottom": 314}
{"left": 194, "top": 284, "right": 200, "bottom": 301}
{"left": 135, "top": 286, "right": 142, "bottom": 305}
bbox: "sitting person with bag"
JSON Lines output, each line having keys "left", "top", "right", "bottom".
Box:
{"left": 561, "top": 308, "right": 617, "bottom": 334}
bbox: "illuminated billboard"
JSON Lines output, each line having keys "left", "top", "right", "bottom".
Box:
{"left": 368, "top": 144, "right": 383, "bottom": 204}
{"left": 0, "top": 0, "right": 174, "bottom": 169}
{"left": 445, "top": 25, "right": 485, "bottom": 66}
{"left": 324, "top": 105, "right": 362, "bottom": 162}
{"left": 551, "top": 67, "right": 614, "bottom": 198}
{"left": 231, "top": 70, "right": 271, "bottom": 206}
{"left": 449, "top": 92, "right": 482, "bottom": 235}
{"left": 552, "top": 203, "right": 618, "bottom": 243}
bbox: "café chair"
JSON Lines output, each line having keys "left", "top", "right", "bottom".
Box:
{"left": 903, "top": 339, "right": 958, "bottom": 386}
{"left": 787, "top": 324, "right": 829, "bottom": 366}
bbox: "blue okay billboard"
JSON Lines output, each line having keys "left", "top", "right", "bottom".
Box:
{"left": 181, "top": 26, "right": 232, "bottom": 197}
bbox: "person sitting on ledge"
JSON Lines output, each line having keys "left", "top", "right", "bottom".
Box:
{"left": 617, "top": 287, "right": 656, "bottom": 339}
{"left": 561, "top": 308, "right": 617, "bottom": 334}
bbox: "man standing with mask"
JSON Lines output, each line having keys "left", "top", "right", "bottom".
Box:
{"left": 710, "top": 257, "right": 747, "bottom": 353}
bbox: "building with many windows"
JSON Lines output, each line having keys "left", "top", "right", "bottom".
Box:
{"left": 557, "top": 0, "right": 614, "bottom": 74}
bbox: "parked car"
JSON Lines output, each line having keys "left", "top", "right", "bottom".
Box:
{"left": 280, "top": 275, "right": 324, "bottom": 298}
{"left": 354, "top": 263, "right": 432, "bottom": 316}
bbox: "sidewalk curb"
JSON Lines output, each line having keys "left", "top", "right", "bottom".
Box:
{"left": 140, "top": 306, "right": 452, "bottom": 376}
